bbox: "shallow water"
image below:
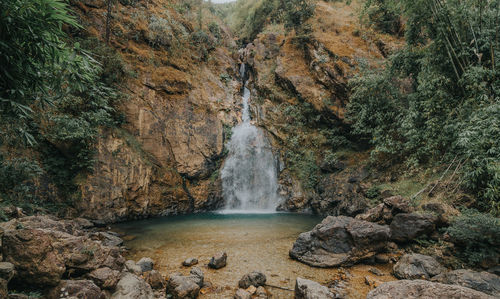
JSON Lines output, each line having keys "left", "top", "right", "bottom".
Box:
{"left": 113, "top": 213, "right": 395, "bottom": 298}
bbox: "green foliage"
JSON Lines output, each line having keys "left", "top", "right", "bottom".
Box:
{"left": 281, "top": 0, "right": 316, "bottom": 32}
{"left": 362, "top": 0, "right": 402, "bottom": 34}
{"left": 348, "top": 0, "right": 500, "bottom": 210}
{"left": 0, "top": 156, "right": 42, "bottom": 202}
{"left": 446, "top": 209, "right": 500, "bottom": 265}
{"left": 0, "top": 0, "right": 123, "bottom": 208}
{"left": 0, "top": 0, "right": 80, "bottom": 145}
{"left": 208, "top": 22, "right": 222, "bottom": 41}
{"left": 224, "top": 0, "right": 315, "bottom": 42}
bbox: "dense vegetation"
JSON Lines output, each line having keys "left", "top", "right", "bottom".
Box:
{"left": 348, "top": 0, "right": 500, "bottom": 214}
{"left": 0, "top": 0, "right": 123, "bottom": 212}
{"left": 223, "top": 0, "right": 316, "bottom": 42}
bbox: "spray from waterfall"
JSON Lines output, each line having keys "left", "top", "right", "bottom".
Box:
{"left": 220, "top": 64, "right": 281, "bottom": 213}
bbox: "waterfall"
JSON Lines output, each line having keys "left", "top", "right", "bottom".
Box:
{"left": 220, "top": 64, "right": 281, "bottom": 213}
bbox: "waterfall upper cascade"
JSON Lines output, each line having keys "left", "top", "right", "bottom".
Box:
{"left": 221, "top": 64, "right": 281, "bottom": 213}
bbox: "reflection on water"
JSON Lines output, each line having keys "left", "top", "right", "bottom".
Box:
{"left": 113, "top": 213, "right": 394, "bottom": 298}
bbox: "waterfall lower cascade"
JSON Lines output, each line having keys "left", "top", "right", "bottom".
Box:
{"left": 221, "top": 64, "right": 281, "bottom": 213}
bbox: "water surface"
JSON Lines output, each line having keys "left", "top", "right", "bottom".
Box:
{"left": 113, "top": 213, "right": 394, "bottom": 298}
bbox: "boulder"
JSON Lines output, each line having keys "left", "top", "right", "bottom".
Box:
{"left": 47, "top": 280, "right": 105, "bottom": 299}
{"left": 431, "top": 269, "right": 500, "bottom": 297}
{"left": 166, "top": 273, "right": 200, "bottom": 299}
{"left": 393, "top": 254, "right": 445, "bottom": 279}
{"left": 182, "top": 258, "right": 199, "bottom": 267}
{"left": 238, "top": 271, "right": 266, "bottom": 288}
{"left": 289, "top": 216, "right": 390, "bottom": 267}
{"left": 1, "top": 216, "right": 124, "bottom": 288}
{"left": 208, "top": 252, "right": 227, "bottom": 269}
{"left": 234, "top": 288, "right": 251, "bottom": 299}
{"left": 366, "top": 280, "right": 495, "bottom": 299}
{"left": 137, "top": 257, "right": 154, "bottom": 272}
{"left": 144, "top": 270, "right": 166, "bottom": 290}
{"left": 390, "top": 213, "right": 437, "bottom": 242}
{"left": 294, "top": 278, "right": 335, "bottom": 299}
{"left": 88, "top": 267, "right": 120, "bottom": 289}
{"left": 111, "top": 272, "right": 154, "bottom": 299}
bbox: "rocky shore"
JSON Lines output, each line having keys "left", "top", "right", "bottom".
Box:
{"left": 0, "top": 196, "right": 499, "bottom": 298}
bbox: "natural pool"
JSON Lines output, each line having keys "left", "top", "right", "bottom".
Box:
{"left": 113, "top": 213, "right": 395, "bottom": 298}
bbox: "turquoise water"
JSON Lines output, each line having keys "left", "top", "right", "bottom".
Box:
{"left": 113, "top": 213, "right": 393, "bottom": 298}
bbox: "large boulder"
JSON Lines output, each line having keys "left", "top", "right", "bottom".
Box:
{"left": 238, "top": 271, "right": 266, "bottom": 288}
{"left": 47, "top": 280, "right": 105, "bottom": 299}
{"left": 366, "top": 280, "right": 495, "bottom": 299}
{"left": 431, "top": 269, "right": 500, "bottom": 297}
{"left": 111, "top": 272, "right": 154, "bottom": 299}
{"left": 393, "top": 254, "right": 445, "bottom": 279}
{"left": 294, "top": 278, "right": 335, "bottom": 299}
{"left": 208, "top": 252, "right": 227, "bottom": 269}
{"left": 289, "top": 216, "right": 390, "bottom": 267}
{"left": 1, "top": 216, "right": 124, "bottom": 288}
{"left": 390, "top": 213, "right": 437, "bottom": 242}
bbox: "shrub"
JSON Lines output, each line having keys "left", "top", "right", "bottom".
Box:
{"left": 446, "top": 209, "right": 500, "bottom": 266}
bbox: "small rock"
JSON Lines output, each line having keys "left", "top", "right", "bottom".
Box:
{"left": 144, "top": 270, "right": 165, "bottom": 290}
{"left": 374, "top": 254, "right": 390, "bottom": 264}
{"left": 89, "top": 267, "right": 120, "bottom": 289}
{"left": 238, "top": 271, "right": 266, "bottom": 288}
{"left": 393, "top": 254, "right": 445, "bottom": 280}
{"left": 234, "top": 288, "right": 251, "bottom": 299}
{"left": 137, "top": 257, "right": 154, "bottom": 272}
{"left": 368, "top": 267, "right": 384, "bottom": 276}
{"left": 182, "top": 258, "right": 198, "bottom": 267}
{"left": 189, "top": 267, "right": 204, "bottom": 287}
{"left": 0, "top": 262, "right": 15, "bottom": 282}
{"left": 125, "top": 260, "right": 143, "bottom": 275}
{"left": 96, "top": 232, "right": 123, "bottom": 247}
{"left": 364, "top": 276, "right": 382, "bottom": 287}
{"left": 246, "top": 285, "right": 257, "bottom": 294}
{"left": 111, "top": 272, "right": 154, "bottom": 299}
{"left": 47, "top": 280, "right": 105, "bottom": 299}
{"left": 255, "top": 286, "right": 269, "bottom": 298}
{"left": 294, "top": 277, "right": 335, "bottom": 299}
{"left": 166, "top": 273, "right": 200, "bottom": 299}
{"left": 208, "top": 252, "right": 227, "bottom": 269}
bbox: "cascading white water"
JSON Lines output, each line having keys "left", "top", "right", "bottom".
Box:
{"left": 221, "top": 64, "right": 281, "bottom": 213}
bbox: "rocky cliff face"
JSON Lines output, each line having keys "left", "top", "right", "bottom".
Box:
{"left": 70, "top": 0, "right": 402, "bottom": 222}
{"left": 72, "top": 0, "right": 243, "bottom": 222}
{"left": 239, "top": 1, "right": 401, "bottom": 213}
